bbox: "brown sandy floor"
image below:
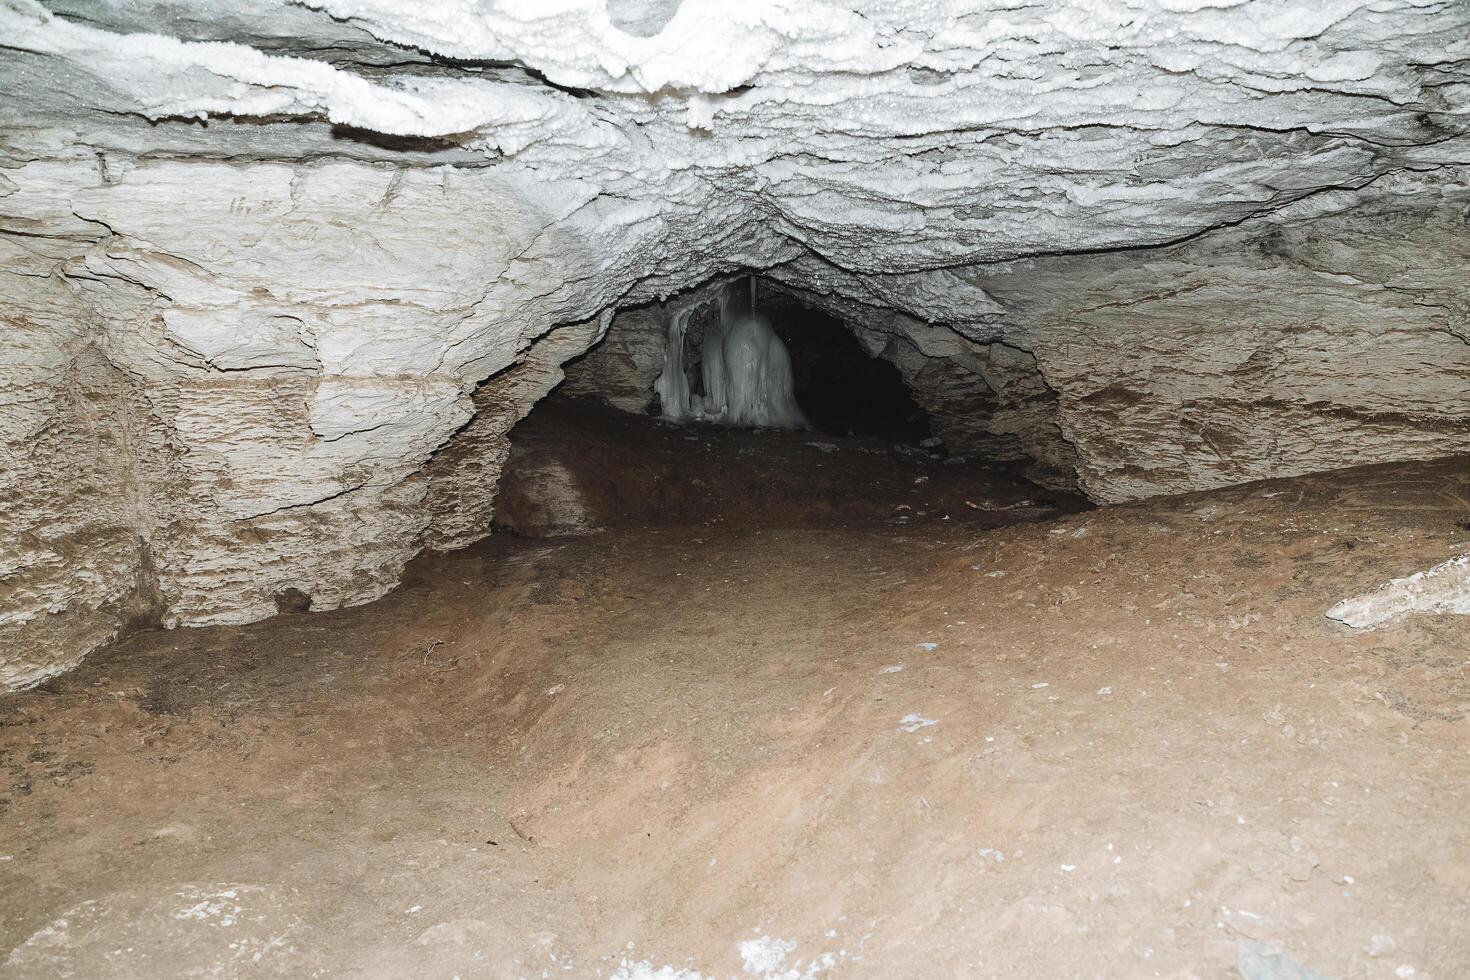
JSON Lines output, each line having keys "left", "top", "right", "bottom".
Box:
{"left": 2, "top": 440, "right": 1468, "bottom": 978}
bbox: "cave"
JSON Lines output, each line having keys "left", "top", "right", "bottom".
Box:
{"left": 494, "top": 277, "right": 1075, "bottom": 538}
{"left": 2, "top": 2, "right": 1469, "bottom": 977}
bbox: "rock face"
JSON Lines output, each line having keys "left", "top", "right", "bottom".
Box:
{"left": 976, "top": 169, "right": 1470, "bottom": 501}
{"left": 1327, "top": 554, "right": 1470, "bottom": 629}
{"left": 2, "top": 0, "right": 1468, "bottom": 687}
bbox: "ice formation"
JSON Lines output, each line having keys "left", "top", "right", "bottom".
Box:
{"left": 655, "top": 283, "right": 809, "bottom": 430}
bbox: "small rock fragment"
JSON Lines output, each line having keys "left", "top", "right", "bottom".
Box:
{"left": 1235, "top": 940, "right": 1331, "bottom": 980}
{"left": 1327, "top": 554, "right": 1470, "bottom": 628}
{"left": 1367, "top": 935, "right": 1396, "bottom": 957}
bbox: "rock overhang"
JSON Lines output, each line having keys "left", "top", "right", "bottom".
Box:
{"left": 7, "top": 0, "right": 1468, "bottom": 284}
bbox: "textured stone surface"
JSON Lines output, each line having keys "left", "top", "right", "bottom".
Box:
{"left": 423, "top": 316, "right": 608, "bottom": 551}
{"left": 1327, "top": 554, "right": 1470, "bottom": 629}
{"left": 758, "top": 281, "right": 1082, "bottom": 489}
{"left": 2, "top": 0, "right": 1468, "bottom": 685}
{"left": 973, "top": 167, "right": 1470, "bottom": 501}
{"left": 562, "top": 305, "right": 678, "bottom": 415}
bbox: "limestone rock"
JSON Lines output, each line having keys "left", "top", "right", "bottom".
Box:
{"left": 561, "top": 305, "right": 673, "bottom": 415}
{"left": 1327, "top": 555, "right": 1470, "bottom": 629}
{"left": 422, "top": 316, "right": 607, "bottom": 551}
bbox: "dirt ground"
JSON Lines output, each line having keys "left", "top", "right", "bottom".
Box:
{"left": 491, "top": 396, "right": 1082, "bottom": 536}
{"left": 2, "top": 415, "right": 1468, "bottom": 979}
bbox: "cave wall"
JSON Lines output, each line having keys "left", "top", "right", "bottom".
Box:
{"left": 0, "top": 151, "right": 783, "bottom": 689}
{"left": 422, "top": 316, "right": 607, "bottom": 551}
{"left": 762, "top": 167, "right": 1470, "bottom": 503}
{"left": 985, "top": 166, "right": 1470, "bottom": 502}
{"left": 854, "top": 323, "right": 1080, "bottom": 491}
{"left": 753, "top": 286, "right": 1083, "bottom": 489}
{"left": 560, "top": 305, "right": 672, "bottom": 415}
{"left": 1, "top": 237, "right": 166, "bottom": 688}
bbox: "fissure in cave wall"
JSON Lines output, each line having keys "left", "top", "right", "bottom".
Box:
{"left": 2, "top": 0, "right": 1468, "bottom": 688}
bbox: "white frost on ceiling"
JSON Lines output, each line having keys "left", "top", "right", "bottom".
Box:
{"left": 1, "top": 1, "right": 610, "bottom": 154}
{"left": 8, "top": 0, "right": 1468, "bottom": 269}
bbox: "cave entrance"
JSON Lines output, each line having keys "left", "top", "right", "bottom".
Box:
{"left": 493, "top": 277, "right": 1081, "bottom": 537}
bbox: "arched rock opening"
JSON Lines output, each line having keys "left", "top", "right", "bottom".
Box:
{"left": 493, "top": 275, "right": 1081, "bottom": 536}
{"left": 559, "top": 275, "right": 1081, "bottom": 491}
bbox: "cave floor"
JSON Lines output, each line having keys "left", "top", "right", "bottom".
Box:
{"left": 3, "top": 454, "right": 1469, "bottom": 979}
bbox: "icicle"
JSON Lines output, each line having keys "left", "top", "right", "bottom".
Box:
{"left": 653, "top": 304, "right": 695, "bottom": 421}
{"left": 656, "top": 280, "right": 808, "bottom": 430}
{"left": 701, "top": 314, "right": 729, "bottom": 418}
{"left": 711, "top": 310, "right": 807, "bottom": 428}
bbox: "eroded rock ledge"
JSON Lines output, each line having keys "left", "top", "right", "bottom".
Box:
{"left": 2, "top": 0, "right": 1468, "bottom": 687}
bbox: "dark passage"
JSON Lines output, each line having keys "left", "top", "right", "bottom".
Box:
{"left": 760, "top": 293, "right": 932, "bottom": 445}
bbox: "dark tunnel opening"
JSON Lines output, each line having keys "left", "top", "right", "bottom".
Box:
{"left": 758, "top": 291, "right": 934, "bottom": 446}
{"left": 494, "top": 278, "right": 1085, "bottom": 538}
